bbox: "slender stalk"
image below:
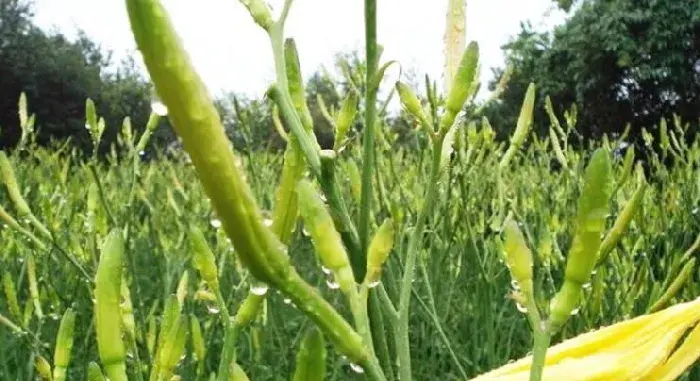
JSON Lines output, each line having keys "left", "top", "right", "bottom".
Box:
{"left": 215, "top": 290, "right": 236, "bottom": 381}
{"left": 395, "top": 138, "right": 444, "bottom": 381}
{"left": 369, "top": 291, "right": 396, "bottom": 381}
{"left": 349, "top": 286, "right": 375, "bottom": 355}
{"left": 525, "top": 296, "right": 549, "bottom": 381}
{"left": 359, "top": 0, "right": 378, "bottom": 258}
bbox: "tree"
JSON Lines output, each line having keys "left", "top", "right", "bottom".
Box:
{"left": 485, "top": 0, "right": 700, "bottom": 145}
{"left": 0, "top": 0, "right": 154, "bottom": 154}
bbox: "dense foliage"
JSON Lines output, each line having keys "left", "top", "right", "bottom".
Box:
{"left": 485, "top": 0, "right": 700, "bottom": 143}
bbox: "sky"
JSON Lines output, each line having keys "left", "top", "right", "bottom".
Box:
{"left": 32, "top": 0, "right": 566, "bottom": 101}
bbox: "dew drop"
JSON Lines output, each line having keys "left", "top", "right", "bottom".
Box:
{"left": 582, "top": 282, "right": 592, "bottom": 290}
{"left": 263, "top": 218, "right": 273, "bottom": 227}
{"left": 138, "top": 150, "right": 146, "bottom": 157}
{"left": 326, "top": 279, "right": 340, "bottom": 290}
{"left": 570, "top": 307, "right": 581, "bottom": 316}
{"left": 367, "top": 280, "right": 380, "bottom": 289}
{"left": 349, "top": 363, "right": 365, "bottom": 374}
{"left": 510, "top": 279, "right": 520, "bottom": 291}
{"left": 151, "top": 101, "right": 168, "bottom": 116}
{"left": 206, "top": 305, "right": 220, "bottom": 315}
{"left": 516, "top": 302, "right": 528, "bottom": 314}
{"left": 250, "top": 284, "right": 269, "bottom": 296}
{"left": 283, "top": 298, "right": 292, "bottom": 305}
{"left": 210, "top": 219, "right": 222, "bottom": 229}
{"left": 321, "top": 266, "right": 332, "bottom": 275}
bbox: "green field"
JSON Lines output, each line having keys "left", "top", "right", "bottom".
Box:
{"left": 1, "top": 105, "right": 699, "bottom": 379}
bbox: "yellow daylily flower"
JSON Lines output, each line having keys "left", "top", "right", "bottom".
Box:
{"left": 472, "top": 297, "right": 700, "bottom": 381}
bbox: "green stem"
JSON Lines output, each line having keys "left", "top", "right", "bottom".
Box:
{"left": 395, "top": 138, "right": 444, "bottom": 381}
{"left": 216, "top": 323, "right": 239, "bottom": 381}
{"left": 369, "top": 291, "right": 396, "bottom": 381}
{"left": 214, "top": 289, "right": 237, "bottom": 381}
{"left": 525, "top": 296, "right": 549, "bottom": 381}
{"left": 359, "top": 0, "right": 378, "bottom": 256}
{"left": 89, "top": 163, "right": 117, "bottom": 227}
{"left": 349, "top": 286, "right": 375, "bottom": 355}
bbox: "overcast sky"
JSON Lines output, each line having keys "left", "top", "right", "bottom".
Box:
{"left": 32, "top": 0, "right": 566, "bottom": 100}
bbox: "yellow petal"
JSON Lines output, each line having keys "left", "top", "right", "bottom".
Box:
{"left": 472, "top": 297, "right": 700, "bottom": 380}
{"left": 643, "top": 322, "right": 700, "bottom": 381}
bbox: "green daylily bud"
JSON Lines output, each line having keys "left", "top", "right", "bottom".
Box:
{"left": 445, "top": 41, "right": 480, "bottom": 115}
{"left": 334, "top": 92, "right": 358, "bottom": 149}
{"left": 194, "top": 289, "right": 217, "bottom": 302}
{"left": 120, "top": 278, "right": 136, "bottom": 342}
{"left": 176, "top": 271, "right": 189, "bottom": 307}
{"left": 190, "top": 314, "right": 206, "bottom": 362}
{"left": 159, "top": 316, "right": 188, "bottom": 379}
{"left": 617, "top": 146, "right": 635, "bottom": 188}
{"left": 53, "top": 308, "right": 76, "bottom": 381}
{"left": 271, "top": 136, "right": 304, "bottom": 245}
{"left": 648, "top": 258, "right": 696, "bottom": 313}
{"left": 659, "top": 118, "right": 670, "bottom": 152}
{"left": 597, "top": 178, "right": 647, "bottom": 265}
{"left": 548, "top": 280, "right": 582, "bottom": 333}
{"left": 189, "top": 226, "right": 219, "bottom": 291}
{"left": 0, "top": 151, "right": 31, "bottom": 216}
{"left": 121, "top": 117, "right": 133, "bottom": 145}
{"left": 35, "top": 355, "right": 52, "bottom": 380}
{"left": 550, "top": 149, "right": 612, "bottom": 332}
{"left": 85, "top": 98, "right": 98, "bottom": 134}
{"left": 2, "top": 271, "right": 21, "bottom": 324}
{"left": 293, "top": 327, "right": 327, "bottom": 381}
{"left": 86, "top": 363, "right": 106, "bottom": 381}
{"left": 296, "top": 179, "right": 354, "bottom": 292}
{"left": 440, "top": 41, "right": 479, "bottom": 133}
{"left": 18, "top": 92, "right": 28, "bottom": 130}
{"left": 26, "top": 253, "right": 43, "bottom": 319}
{"left": 346, "top": 159, "right": 362, "bottom": 206}
{"left": 499, "top": 83, "right": 536, "bottom": 169}
{"left": 396, "top": 82, "right": 428, "bottom": 126}
{"left": 502, "top": 218, "right": 534, "bottom": 297}
{"left": 234, "top": 293, "right": 265, "bottom": 327}
{"left": 94, "top": 229, "right": 127, "bottom": 381}
{"left": 284, "top": 39, "right": 314, "bottom": 132}
{"left": 365, "top": 219, "right": 395, "bottom": 284}
{"left": 239, "top": 0, "right": 274, "bottom": 31}
{"left": 550, "top": 126, "right": 568, "bottom": 169}
{"left": 231, "top": 363, "right": 250, "bottom": 381}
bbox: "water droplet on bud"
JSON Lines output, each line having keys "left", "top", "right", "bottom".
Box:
{"left": 206, "top": 305, "right": 220, "bottom": 314}
{"left": 250, "top": 284, "right": 269, "bottom": 296}
{"left": 349, "top": 363, "right": 365, "bottom": 373}
{"left": 326, "top": 279, "right": 340, "bottom": 290}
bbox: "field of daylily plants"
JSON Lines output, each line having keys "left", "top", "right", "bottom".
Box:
{"left": 1, "top": 0, "right": 700, "bottom": 380}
